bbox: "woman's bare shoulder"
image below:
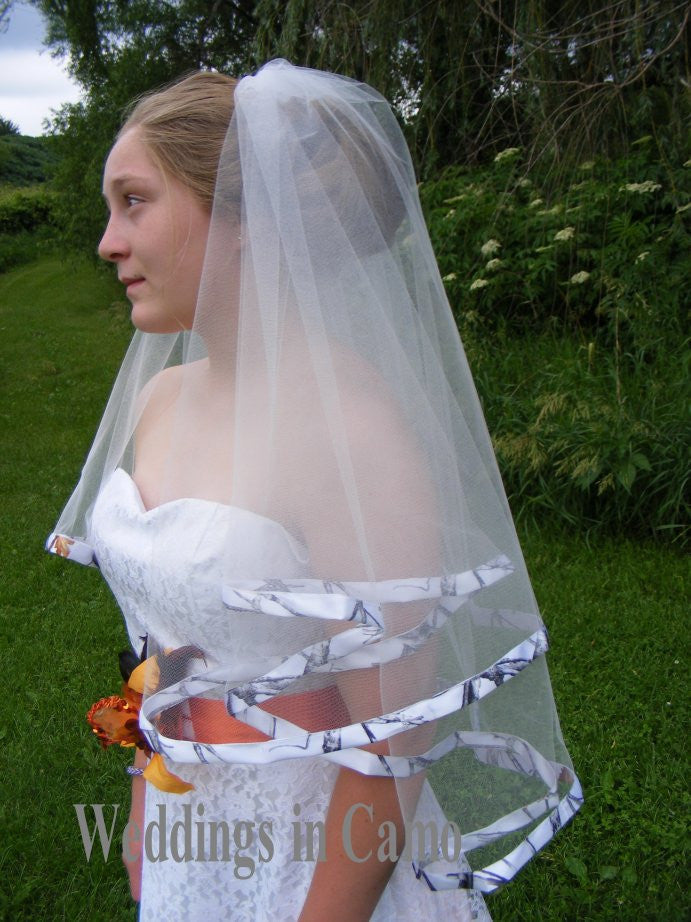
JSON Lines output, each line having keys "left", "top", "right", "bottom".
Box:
{"left": 135, "top": 364, "right": 185, "bottom": 420}
{"left": 332, "top": 345, "right": 410, "bottom": 443}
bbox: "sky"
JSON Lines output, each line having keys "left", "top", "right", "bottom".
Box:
{"left": 0, "top": 2, "right": 83, "bottom": 135}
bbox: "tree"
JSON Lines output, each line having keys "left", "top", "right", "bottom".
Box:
{"left": 253, "top": 0, "right": 690, "bottom": 172}
{"left": 0, "top": 1, "right": 14, "bottom": 32}
{"left": 34, "top": 0, "right": 689, "bottom": 254}
{"left": 0, "top": 116, "right": 20, "bottom": 136}
{"left": 35, "top": 0, "right": 691, "bottom": 169}
{"left": 34, "top": 0, "right": 258, "bottom": 88}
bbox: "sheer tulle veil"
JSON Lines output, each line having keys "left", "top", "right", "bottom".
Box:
{"left": 48, "top": 59, "right": 582, "bottom": 893}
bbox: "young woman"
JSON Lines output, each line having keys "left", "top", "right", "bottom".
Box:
{"left": 49, "top": 60, "right": 581, "bottom": 921}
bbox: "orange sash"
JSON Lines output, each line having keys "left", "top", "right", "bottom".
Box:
{"left": 187, "top": 684, "right": 350, "bottom": 744}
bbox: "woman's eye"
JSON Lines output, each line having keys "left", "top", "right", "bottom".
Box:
{"left": 125, "top": 195, "right": 144, "bottom": 207}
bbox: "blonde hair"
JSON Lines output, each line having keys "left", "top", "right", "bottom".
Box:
{"left": 120, "top": 71, "right": 239, "bottom": 209}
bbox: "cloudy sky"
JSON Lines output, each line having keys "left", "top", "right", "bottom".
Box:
{"left": 0, "top": 2, "right": 83, "bottom": 135}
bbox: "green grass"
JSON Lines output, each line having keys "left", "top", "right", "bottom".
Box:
{"left": 0, "top": 258, "right": 688, "bottom": 920}
{"left": 490, "top": 531, "right": 689, "bottom": 921}
{"left": 0, "top": 257, "right": 135, "bottom": 921}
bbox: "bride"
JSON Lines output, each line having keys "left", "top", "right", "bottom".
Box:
{"left": 48, "top": 60, "right": 581, "bottom": 921}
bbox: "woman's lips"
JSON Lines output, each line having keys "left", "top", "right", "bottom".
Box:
{"left": 120, "top": 277, "right": 145, "bottom": 295}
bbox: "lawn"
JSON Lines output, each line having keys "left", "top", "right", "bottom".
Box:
{"left": 0, "top": 258, "right": 688, "bottom": 920}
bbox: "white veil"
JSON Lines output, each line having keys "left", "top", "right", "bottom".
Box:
{"left": 48, "top": 59, "right": 582, "bottom": 893}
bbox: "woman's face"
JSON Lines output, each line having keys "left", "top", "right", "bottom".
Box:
{"left": 99, "top": 128, "right": 211, "bottom": 333}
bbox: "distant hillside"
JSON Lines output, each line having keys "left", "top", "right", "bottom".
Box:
{"left": 0, "top": 134, "right": 58, "bottom": 185}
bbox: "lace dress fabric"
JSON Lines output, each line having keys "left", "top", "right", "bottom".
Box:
{"left": 90, "top": 469, "right": 490, "bottom": 922}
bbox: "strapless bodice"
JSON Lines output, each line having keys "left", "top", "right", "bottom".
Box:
{"left": 89, "top": 468, "right": 314, "bottom": 668}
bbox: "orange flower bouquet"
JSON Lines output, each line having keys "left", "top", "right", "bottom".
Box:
{"left": 86, "top": 650, "right": 194, "bottom": 795}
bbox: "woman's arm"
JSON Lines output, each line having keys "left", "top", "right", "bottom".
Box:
{"left": 294, "top": 374, "right": 439, "bottom": 920}
{"left": 122, "top": 747, "right": 147, "bottom": 901}
{"left": 298, "top": 758, "right": 403, "bottom": 922}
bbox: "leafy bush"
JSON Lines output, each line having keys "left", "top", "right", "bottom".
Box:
{"left": 0, "top": 186, "right": 58, "bottom": 234}
{"left": 421, "top": 140, "right": 688, "bottom": 344}
{"left": 0, "top": 228, "right": 57, "bottom": 274}
{"left": 47, "top": 98, "right": 118, "bottom": 257}
{"left": 420, "top": 143, "right": 689, "bottom": 542}
{"left": 0, "top": 187, "right": 59, "bottom": 272}
{"left": 0, "top": 134, "right": 57, "bottom": 185}
{"left": 474, "top": 334, "right": 689, "bottom": 542}
{"left": 0, "top": 117, "right": 21, "bottom": 136}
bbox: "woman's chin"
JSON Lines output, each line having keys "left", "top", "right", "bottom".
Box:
{"left": 130, "top": 306, "right": 185, "bottom": 335}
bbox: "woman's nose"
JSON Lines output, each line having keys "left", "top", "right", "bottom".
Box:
{"left": 98, "top": 216, "right": 129, "bottom": 262}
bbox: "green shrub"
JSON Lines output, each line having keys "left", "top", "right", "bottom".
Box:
{"left": 421, "top": 140, "right": 689, "bottom": 349}
{"left": 0, "top": 186, "right": 58, "bottom": 234}
{"left": 0, "top": 227, "right": 57, "bottom": 273}
{"left": 0, "top": 187, "right": 59, "bottom": 272}
{"left": 420, "top": 143, "right": 689, "bottom": 542}
{"left": 475, "top": 333, "right": 690, "bottom": 543}
{"left": 0, "top": 133, "right": 57, "bottom": 185}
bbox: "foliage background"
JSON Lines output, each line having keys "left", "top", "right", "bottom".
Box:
{"left": 3, "top": 0, "right": 685, "bottom": 542}
{"left": 24, "top": 0, "right": 691, "bottom": 252}
{"left": 421, "top": 143, "right": 689, "bottom": 540}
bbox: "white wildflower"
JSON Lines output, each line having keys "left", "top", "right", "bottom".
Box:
{"left": 538, "top": 204, "right": 563, "bottom": 216}
{"left": 494, "top": 147, "right": 520, "bottom": 163}
{"left": 445, "top": 208, "right": 456, "bottom": 219}
{"left": 528, "top": 198, "right": 544, "bottom": 209}
{"left": 570, "top": 271, "right": 590, "bottom": 285}
{"left": 684, "top": 159, "right": 691, "bottom": 168}
{"left": 480, "top": 238, "right": 501, "bottom": 257}
{"left": 579, "top": 161, "right": 595, "bottom": 171}
{"left": 675, "top": 202, "right": 691, "bottom": 214}
{"left": 554, "top": 226, "right": 576, "bottom": 242}
{"left": 535, "top": 245, "right": 553, "bottom": 253}
{"left": 635, "top": 251, "right": 649, "bottom": 263}
{"left": 470, "top": 278, "right": 489, "bottom": 291}
{"left": 485, "top": 258, "right": 502, "bottom": 271}
{"left": 442, "top": 272, "right": 457, "bottom": 282}
{"left": 518, "top": 178, "right": 531, "bottom": 187}
{"left": 620, "top": 181, "right": 661, "bottom": 194}
{"left": 443, "top": 194, "right": 465, "bottom": 205}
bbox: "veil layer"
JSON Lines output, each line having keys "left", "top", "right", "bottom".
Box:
{"left": 48, "top": 59, "right": 581, "bottom": 893}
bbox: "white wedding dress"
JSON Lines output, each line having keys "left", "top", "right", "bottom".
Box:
{"left": 90, "top": 469, "right": 490, "bottom": 922}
